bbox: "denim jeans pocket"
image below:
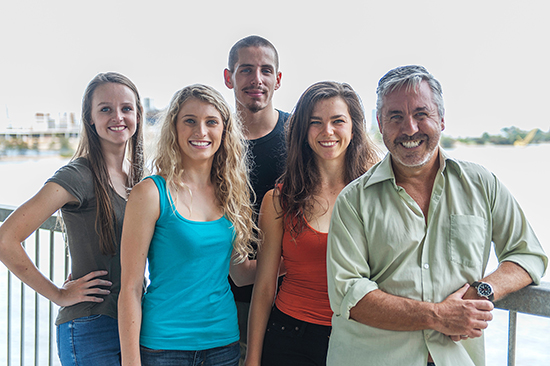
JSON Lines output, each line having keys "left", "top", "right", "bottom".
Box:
{"left": 57, "top": 314, "right": 120, "bottom": 366}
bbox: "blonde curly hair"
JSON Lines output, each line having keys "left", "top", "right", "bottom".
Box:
{"left": 153, "top": 84, "right": 258, "bottom": 262}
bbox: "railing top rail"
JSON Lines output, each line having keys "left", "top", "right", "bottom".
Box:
{"left": 0, "top": 204, "right": 61, "bottom": 232}
{"left": 494, "top": 282, "right": 550, "bottom": 317}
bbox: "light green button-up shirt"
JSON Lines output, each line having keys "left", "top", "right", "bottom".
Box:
{"left": 326, "top": 150, "right": 547, "bottom": 366}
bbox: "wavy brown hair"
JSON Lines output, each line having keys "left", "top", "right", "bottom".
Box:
{"left": 73, "top": 72, "right": 144, "bottom": 255}
{"left": 277, "top": 81, "right": 379, "bottom": 238}
{"left": 153, "top": 84, "right": 258, "bottom": 262}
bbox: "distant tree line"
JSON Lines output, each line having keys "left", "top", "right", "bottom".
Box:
{"left": 0, "top": 136, "right": 75, "bottom": 157}
{"left": 440, "top": 126, "right": 550, "bottom": 148}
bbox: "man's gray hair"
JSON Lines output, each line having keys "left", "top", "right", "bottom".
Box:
{"left": 376, "top": 65, "right": 444, "bottom": 119}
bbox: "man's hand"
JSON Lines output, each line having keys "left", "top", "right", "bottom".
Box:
{"left": 55, "top": 270, "right": 111, "bottom": 307}
{"left": 433, "top": 284, "right": 493, "bottom": 340}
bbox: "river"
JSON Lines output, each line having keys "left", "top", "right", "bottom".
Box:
{"left": 0, "top": 144, "right": 549, "bottom": 365}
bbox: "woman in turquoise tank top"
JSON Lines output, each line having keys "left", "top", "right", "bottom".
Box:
{"left": 119, "top": 84, "right": 259, "bottom": 366}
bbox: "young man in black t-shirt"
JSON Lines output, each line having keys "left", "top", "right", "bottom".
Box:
{"left": 224, "top": 35, "right": 290, "bottom": 364}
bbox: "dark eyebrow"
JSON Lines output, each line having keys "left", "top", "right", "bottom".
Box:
{"left": 331, "top": 114, "right": 348, "bottom": 120}
{"left": 181, "top": 114, "right": 221, "bottom": 120}
{"left": 310, "top": 114, "right": 347, "bottom": 121}
{"left": 237, "top": 64, "right": 275, "bottom": 70}
{"left": 387, "top": 106, "right": 429, "bottom": 115}
{"left": 97, "top": 101, "right": 134, "bottom": 107}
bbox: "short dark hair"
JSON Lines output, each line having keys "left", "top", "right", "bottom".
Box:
{"left": 227, "top": 35, "right": 279, "bottom": 72}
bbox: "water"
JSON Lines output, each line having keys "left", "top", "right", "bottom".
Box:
{"left": 0, "top": 145, "right": 549, "bottom": 365}
{"left": 449, "top": 144, "right": 550, "bottom": 365}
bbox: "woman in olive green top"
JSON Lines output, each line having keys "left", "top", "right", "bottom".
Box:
{"left": 0, "top": 72, "right": 144, "bottom": 365}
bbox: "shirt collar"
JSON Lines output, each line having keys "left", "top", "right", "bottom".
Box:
{"left": 363, "top": 148, "right": 463, "bottom": 190}
{"left": 439, "top": 148, "right": 464, "bottom": 177}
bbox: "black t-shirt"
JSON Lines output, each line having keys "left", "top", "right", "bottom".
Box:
{"left": 249, "top": 109, "right": 290, "bottom": 213}
{"left": 232, "top": 109, "right": 290, "bottom": 302}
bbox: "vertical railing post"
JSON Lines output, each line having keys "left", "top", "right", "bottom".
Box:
{"left": 507, "top": 310, "right": 518, "bottom": 366}
{"left": 35, "top": 232, "right": 40, "bottom": 366}
{"left": 49, "top": 230, "right": 55, "bottom": 366}
{"left": 20, "top": 241, "right": 25, "bottom": 366}
{"left": 7, "top": 266, "right": 11, "bottom": 366}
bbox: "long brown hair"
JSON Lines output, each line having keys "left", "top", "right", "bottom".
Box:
{"left": 73, "top": 72, "right": 144, "bottom": 255}
{"left": 277, "top": 81, "right": 379, "bottom": 238}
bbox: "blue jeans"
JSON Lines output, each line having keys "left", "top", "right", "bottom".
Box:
{"left": 140, "top": 341, "right": 240, "bottom": 366}
{"left": 57, "top": 314, "right": 120, "bottom": 366}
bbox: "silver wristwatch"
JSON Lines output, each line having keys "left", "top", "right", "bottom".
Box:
{"left": 472, "top": 281, "right": 494, "bottom": 302}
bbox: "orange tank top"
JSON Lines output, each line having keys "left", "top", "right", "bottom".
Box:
{"left": 274, "top": 219, "right": 332, "bottom": 326}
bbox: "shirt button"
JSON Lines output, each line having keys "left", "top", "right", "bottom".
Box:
{"left": 423, "top": 263, "right": 430, "bottom": 269}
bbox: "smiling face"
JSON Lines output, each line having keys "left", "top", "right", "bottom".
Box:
{"left": 378, "top": 81, "right": 445, "bottom": 170}
{"left": 90, "top": 82, "right": 137, "bottom": 148}
{"left": 224, "top": 46, "right": 281, "bottom": 114}
{"left": 307, "top": 97, "right": 353, "bottom": 164}
{"left": 176, "top": 98, "right": 224, "bottom": 165}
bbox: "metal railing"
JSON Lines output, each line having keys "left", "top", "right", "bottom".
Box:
{"left": 494, "top": 281, "right": 550, "bottom": 366}
{"left": 1, "top": 204, "right": 549, "bottom": 365}
{"left": 1, "top": 204, "right": 68, "bottom": 366}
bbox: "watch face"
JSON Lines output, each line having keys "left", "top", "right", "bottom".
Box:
{"left": 478, "top": 283, "right": 493, "bottom": 297}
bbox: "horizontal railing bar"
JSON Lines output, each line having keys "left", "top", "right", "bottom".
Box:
{"left": 495, "top": 282, "right": 550, "bottom": 318}
{"left": 0, "top": 205, "right": 61, "bottom": 232}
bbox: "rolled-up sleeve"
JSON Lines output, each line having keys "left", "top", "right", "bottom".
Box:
{"left": 490, "top": 174, "right": 548, "bottom": 284}
{"left": 327, "top": 189, "right": 379, "bottom": 320}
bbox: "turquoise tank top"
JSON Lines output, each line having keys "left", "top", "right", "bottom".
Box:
{"left": 139, "top": 175, "right": 239, "bottom": 350}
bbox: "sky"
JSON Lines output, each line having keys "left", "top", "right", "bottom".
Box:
{"left": 0, "top": 0, "right": 548, "bottom": 138}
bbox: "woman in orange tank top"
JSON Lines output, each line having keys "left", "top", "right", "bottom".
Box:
{"left": 244, "top": 82, "right": 380, "bottom": 366}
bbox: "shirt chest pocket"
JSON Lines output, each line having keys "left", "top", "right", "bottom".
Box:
{"left": 448, "top": 214, "right": 487, "bottom": 268}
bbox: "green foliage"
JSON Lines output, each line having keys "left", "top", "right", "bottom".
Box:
{"left": 440, "top": 135, "right": 456, "bottom": 148}
{"left": 4, "top": 138, "right": 29, "bottom": 151}
{"left": 455, "top": 126, "right": 550, "bottom": 146}
{"left": 58, "top": 136, "right": 74, "bottom": 157}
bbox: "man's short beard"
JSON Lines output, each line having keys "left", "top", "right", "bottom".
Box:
{"left": 383, "top": 132, "right": 441, "bottom": 169}
{"left": 391, "top": 146, "right": 438, "bottom": 169}
{"left": 246, "top": 102, "right": 265, "bottom": 114}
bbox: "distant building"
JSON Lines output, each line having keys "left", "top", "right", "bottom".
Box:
{"left": 32, "top": 112, "right": 77, "bottom": 131}
{"left": 1, "top": 111, "right": 80, "bottom": 154}
{"left": 143, "top": 97, "right": 161, "bottom": 125}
